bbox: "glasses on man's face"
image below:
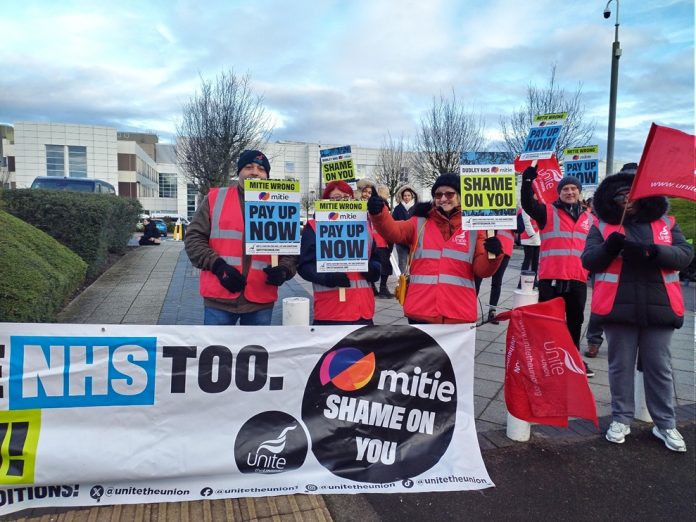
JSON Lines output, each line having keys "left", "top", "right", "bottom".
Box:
{"left": 329, "top": 196, "right": 352, "bottom": 201}
{"left": 434, "top": 190, "right": 457, "bottom": 201}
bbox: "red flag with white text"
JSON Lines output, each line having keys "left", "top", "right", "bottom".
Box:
{"left": 629, "top": 123, "right": 696, "bottom": 202}
{"left": 496, "top": 298, "right": 598, "bottom": 428}
{"left": 515, "top": 155, "right": 563, "bottom": 205}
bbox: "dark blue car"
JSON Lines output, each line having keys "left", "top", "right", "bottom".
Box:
{"left": 151, "top": 219, "right": 167, "bottom": 237}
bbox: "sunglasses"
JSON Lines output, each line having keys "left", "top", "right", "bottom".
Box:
{"left": 329, "top": 196, "right": 352, "bottom": 201}
{"left": 612, "top": 191, "right": 630, "bottom": 203}
{"left": 434, "top": 190, "right": 457, "bottom": 200}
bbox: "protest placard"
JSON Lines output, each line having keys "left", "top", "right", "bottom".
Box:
{"left": 563, "top": 145, "right": 600, "bottom": 191}
{"left": 314, "top": 200, "right": 369, "bottom": 272}
{"left": 459, "top": 165, "right": 517, "bottom": 230}
{"left": 320, "top": 146, "right": 356, "bottom": 186}
{"left": 244, "top": 179, "right": 301, "bottom": 255}
{"left": 519, "top": 113, "right": 568, "bottom": 161}
{"left": 0, "top": 323, "right": 491, "bottom": 515}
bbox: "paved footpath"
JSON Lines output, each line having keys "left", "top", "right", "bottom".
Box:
{"left": 14, "top": 239, "right": 691, "bottom": 521}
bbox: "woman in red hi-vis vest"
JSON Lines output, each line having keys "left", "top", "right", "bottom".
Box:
{"left": 367, "top": 173, "right": 504, "bottom": 324}
{"left": 582, "top": 172, "right": 693, "bottom": 452}
{"left": 298, "top": 181, "right": 381, "bottom": 325}
{"left": 185, "top": 150, "right": 297, "bottom": 325}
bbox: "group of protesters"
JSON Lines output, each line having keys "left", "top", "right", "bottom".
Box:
{"left": 184, "top": 149, "right": 693, "bottom": 453}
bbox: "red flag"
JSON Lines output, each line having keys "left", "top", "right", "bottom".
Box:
{"left": 496, "top": 298, "right": 598, "bottom": 428}
{"left": 629, "top": 123, "right": 696, "bottom": 202}
{"left": 515, "top": 155, "right": 562, "bottom": 205}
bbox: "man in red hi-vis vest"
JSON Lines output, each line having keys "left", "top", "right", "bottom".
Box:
{"left": 521, "top": 166, "right": 595, "bottom": 378}
{"left": 185, "top": 150, "right": 297, "bottom": 325}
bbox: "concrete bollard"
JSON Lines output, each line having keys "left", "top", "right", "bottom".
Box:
{"left": 634, "top": 370, "right": 653, "bottom": 422}
{"left": 506, "top": 288, "right": 539, "bottom": 442}
{"left": 282, "top": 297, "right": 310, "bottom": 326}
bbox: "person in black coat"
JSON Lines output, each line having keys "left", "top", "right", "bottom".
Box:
{"left": 392, "top": 184, "right": 419, "bottom": 274}
{"left": 581, "top": 172, "right": 693, "bottom": 451}
{"left": 139, "top": 218, "right": 161, "bottom": 245}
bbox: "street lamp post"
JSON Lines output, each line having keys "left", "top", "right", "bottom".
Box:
{"left": 604, "top": 0, "right": 621, "bottom": 176}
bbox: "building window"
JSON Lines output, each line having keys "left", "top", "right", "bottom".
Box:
{"left": 285, "top": 161, "right": 295, "bottom": 173}
{"left": 187, "top": 184, "right": 197, "bottom": 218}
{"left": 68, "top": 146, "right": 87, "bottom": 177}
{"left": 46, "top": 145, "right": 64, "bottom": 177}
{"left": 159, "top": 172, "right": 177, "bottom": 198}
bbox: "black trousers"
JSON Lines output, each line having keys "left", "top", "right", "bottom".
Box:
{"left": 474, "top": 255, "right": 510, "bottom": 308}
{"left": 537, "top": 279, "right": 587, "bottom": 351}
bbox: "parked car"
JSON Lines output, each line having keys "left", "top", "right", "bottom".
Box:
{"left": 31, "top": 176, "right": 116, "bottom": 194}
{"left": 151, "top": 219, "right": 167, "bottom": 237}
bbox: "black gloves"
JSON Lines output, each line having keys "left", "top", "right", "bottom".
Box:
{"left": 263, "top": 265, "right": 290, "bottom": 286}
{"left": 622, "top": 241, "right": 658, "bottom": 262}
{"left": 484, "top": 236, "right": 503, "bottom": 256}
{"left": 361, "top": 260, "right": 381, "bottom": 282}
{"left": 212, "top": 258, "right": 246, "bottom": 293}
{"left": 367, "top": 195, "right": 385, "bottom": 215}
{"left": 325, "top": 273, "right": 351, "bottom": 288}
{"left": 603, "top": 232, "right": 626, "bottom": 257}
{"left": 522, "top": 166, "right": 538, "bottom": 183}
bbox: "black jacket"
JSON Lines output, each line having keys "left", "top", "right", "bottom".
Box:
{"left": 297, "top": 221, "right": 381, "bottom": 286}
{"left": 581, "top": 173, "right": 693, "bottom": 328}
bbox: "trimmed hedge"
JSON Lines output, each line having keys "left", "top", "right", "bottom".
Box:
{"left": 0, "top": 209, "right": 87, "bottom": 321}
{"left": 669, "top": 198, "right": 695, "bottom": 242}
{"left": 1, "top": 189, "right": 141, "bottom": 278}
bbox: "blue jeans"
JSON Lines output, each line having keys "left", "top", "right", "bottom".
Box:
{"left": 204, "top": 306, "right": 273, "bottom": 325}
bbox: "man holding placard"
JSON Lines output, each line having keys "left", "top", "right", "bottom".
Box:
{"left": 521, "top": 166, "right": 595, "bottom": 377}
{"left": 185, "top": 150, "right": 297, "bottom": 325}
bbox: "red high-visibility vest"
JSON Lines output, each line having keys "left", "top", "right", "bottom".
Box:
{"left": 405, "top": 217, "right": 478, "bottom": 323}
{"left": 308, "top": 220, "right": 375, "bottom": 321}
{"left": 591, "top": 215, "right": 684, "bottom": 317}
{"left": 199, "top": 187, "right": 277, "bottom": 303}
{"left": 538, "top": 205, "right": 591, "bottom": 281}
{"left": 497, "top": 229, "right": 515, "bottom": 257}
{"left": 519, "top": 213, "right": 539, "bottom": 241}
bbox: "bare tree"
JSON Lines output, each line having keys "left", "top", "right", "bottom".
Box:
{"left": 176, "top": 70, "right": 272, "bottom": 197}
{"left": 412, "top": 90, "right": 486, "bottom": 186}
{"left": 301, "top": 191, "right": 317, "bottom": 221}
{"left": 375, "top": 132, "right": 411, "bottom": 206}
{"left": 499, "top": 65, "right": 595, "bottom": 160}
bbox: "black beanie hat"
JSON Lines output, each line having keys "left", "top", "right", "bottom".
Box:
{"left": 431, "top": 173, "right": 461, "bottom": 197}
{"left": 237, "top": 150, "right": 271, "bottom": 175}
{"left": 557, "top": 175, "right": 582, "bottom": 193}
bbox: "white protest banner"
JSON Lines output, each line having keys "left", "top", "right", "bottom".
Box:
{"left": 244, "top": 179, "right": 301, "bottom": 255}
{"left": 320, "top": 146, "right": 356, "bottom": 187}
{"left": 563, "top": 145, "right": 600, "bottom": 192}
{"left": 459, "top": 165, "right": 517, "bottom": 230}
{"left": 0, "top": 323, "right": 491, "bottom": 515}
{"left": 519, "top": 113, "right": 568, "bottom": 161}
{"left": 314, "top": 200, "right": 369, "bottom": 273}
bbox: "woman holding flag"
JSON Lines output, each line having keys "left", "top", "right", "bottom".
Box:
{"left": 581, "top": 171, "right": 693, "bottom": 452}
{"left": 298, "top": 180, "right": 382, "bottom": 325}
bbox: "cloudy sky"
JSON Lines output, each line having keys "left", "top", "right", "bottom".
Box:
{"left": 1, "top": 0, "right": 692, "bottom": 162}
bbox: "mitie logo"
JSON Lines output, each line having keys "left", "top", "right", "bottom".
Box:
{"left": 234, "top": 411, "right": 308, "bottom": 474}
{"left": 303, "top": 325, "right": 457, "bottom": 484}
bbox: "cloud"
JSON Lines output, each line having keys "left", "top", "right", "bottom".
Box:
{"left": 0, "top": 0, "right": 692, "bottom": 162}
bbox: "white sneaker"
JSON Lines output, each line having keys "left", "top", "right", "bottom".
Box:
{"left": 606, "top": 421, "right": 631, "bottom": 444}
{"left": 652, "top": 426, "right": 687, "bottom": 453}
